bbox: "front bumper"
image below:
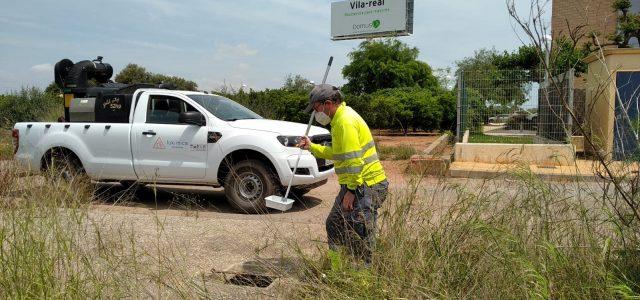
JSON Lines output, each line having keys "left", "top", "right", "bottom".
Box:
{"left": 272, "top": 149, "right": 334, "bottom": 187}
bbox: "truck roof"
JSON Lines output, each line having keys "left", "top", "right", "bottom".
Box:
{"left": 135, "top": 89, "right": 219, "bottom": 97}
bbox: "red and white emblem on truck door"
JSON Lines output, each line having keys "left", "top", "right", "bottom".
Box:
{"left": 153, "top": 137, "right": 166, "bottom": 150}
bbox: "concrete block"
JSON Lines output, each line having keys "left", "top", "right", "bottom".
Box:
{"left": 423, "top": 133, "right": 450, "bottom": 155}
{"left": 408, "top": 154, "right": 451, "bottom": 176}
{"left": 454, "top": 143, "right": 576, "bottom": 166}
{"left": 572, "top": 136, "right": 585, "bottom": 153}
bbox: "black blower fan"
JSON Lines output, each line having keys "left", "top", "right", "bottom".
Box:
{"left": 54, "top": 56, "right": 113, "bottom": 89}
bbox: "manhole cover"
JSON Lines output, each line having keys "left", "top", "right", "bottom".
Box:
{"left": 227, "top": 273, "right": 274, "bottom": 288}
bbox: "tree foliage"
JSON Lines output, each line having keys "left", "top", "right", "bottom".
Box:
{"left": 223, "top": 86, "right": 452, "bottom": 134}
{"left": 552, "top": 37, "right": 589, "bottom": 74}
{"left": 283, "top": 74, "right": 313, "bottom": 93}
{"left": 369, "top": 88, "right": 443, "bottom": 134}
{"left": 115, "top": 64, "right": 198, "bottom": 91}
{"left": 342, "top": 39, "right": 439, "bottom": 95}
{"left": 610, "top": 0, "right": 640, "bottom": 48}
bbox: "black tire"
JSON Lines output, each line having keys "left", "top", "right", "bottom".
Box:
{"left": 224, "top": 159, "right": 279, "bottom": 214}
{"left": 44, "top": 149, "right": 88, "bottom": 183}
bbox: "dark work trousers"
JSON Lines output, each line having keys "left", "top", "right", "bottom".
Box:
{"left": 325, "top": 180, "right": 389, "bottom": 263}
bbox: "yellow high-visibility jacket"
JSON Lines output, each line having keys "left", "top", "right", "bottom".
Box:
{"left": 309, "top": 102, "right": 386, "bottom": 190}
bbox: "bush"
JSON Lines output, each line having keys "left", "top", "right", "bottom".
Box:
{"left": 221, "top": 86, "right": 455, "bottom": 133}
{"left": 370, "top": 88, "right": 444, "bottom": 134}
{"left": 0, "top": 87, "right": 61, "bottom": 128}
{"left": 223, "top": 88, "right": 309, "bottom": 123}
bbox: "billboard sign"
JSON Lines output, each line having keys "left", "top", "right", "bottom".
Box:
{"left": 331, "top": 0, "right": 414, "bottom": 40}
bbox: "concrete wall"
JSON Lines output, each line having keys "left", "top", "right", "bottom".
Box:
{"left": 454, "top": 143, "right": 576, "bottom": 166}
{"left": 584, "top": 49, "right": 640, "bottom": 157}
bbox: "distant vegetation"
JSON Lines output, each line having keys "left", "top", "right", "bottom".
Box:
{"left": 0, "top": 87, "right": 61, "bottom": 129}
{"left": 115, "top": 63, "right": 198, "bottom": 91}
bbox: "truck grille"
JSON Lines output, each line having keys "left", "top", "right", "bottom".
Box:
{"left": 311, "top": 134, "right": 331, "bottom": 146}
{"left": 311, "top": 134, "right": 333, "bottom": 172}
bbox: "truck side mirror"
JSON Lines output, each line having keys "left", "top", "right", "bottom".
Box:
{"left": 179, "top": 111, "right": 206, "bottom": 126}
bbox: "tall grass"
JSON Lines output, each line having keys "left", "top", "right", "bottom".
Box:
{"left": 0, "top": 130, "right": 12, "bottom": 160}
{"left": 289, "top": 172, "right": 640, "bottom": 298}
{"left": 377, "top": 144, "right": 419, "bottom": 160}
{"left": 0, "top": 164, "right": 208, "bottom": 298}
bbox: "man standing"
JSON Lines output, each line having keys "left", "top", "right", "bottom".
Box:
{"left": 298, "top": 84, "right": 388, "bottom": 263}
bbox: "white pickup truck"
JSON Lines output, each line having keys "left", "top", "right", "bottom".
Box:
{"left": 12, "top": 88, "right": 334, "bottom": 213}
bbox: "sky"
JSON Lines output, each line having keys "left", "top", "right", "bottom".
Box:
{"left": 0, "top": 0, "right": 544, "bottom": 93}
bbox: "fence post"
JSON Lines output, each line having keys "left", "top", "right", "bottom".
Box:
{"left": 567, "top": 68, "right": 575, "bottom": 139}
{"left": 456, "top": 71, "right": 463, "bottom": 142}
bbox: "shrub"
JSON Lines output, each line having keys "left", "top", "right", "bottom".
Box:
{"left": 0, "top": 87, "right": 61, "bottom": 128}
{"left": 370, "top": 88, "right": 444, "bottom": 134}
{"left": 221, "top": 86, "right": 455, "bottom": 133}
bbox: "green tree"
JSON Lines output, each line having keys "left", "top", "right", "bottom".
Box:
{"left": 370, "top": 88, "right": 443, "bottom": 135}
{"left": 610, "top": 0, "right": 640, "bottom": 48}
{"left": 552, "top": 37, "right": 589, "bottom": 74}
{"left": 283, "top": 74, "right": 313, "bottom": 93}
{"left": 342, "top": 39, "right": 439, "bottom": 95}
{"left": 115, "top": 64, "right": 198, "bottom": 91}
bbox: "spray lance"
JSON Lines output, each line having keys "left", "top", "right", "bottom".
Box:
{"left": 265, "top": 56, "right": 334, "bottom": 211}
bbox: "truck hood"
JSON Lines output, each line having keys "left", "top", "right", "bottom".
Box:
{"left": 227, "top": 119, "right": 329, "bottom": 136}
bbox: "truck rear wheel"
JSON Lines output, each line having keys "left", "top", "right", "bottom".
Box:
{"left": 44, "top": 149, "right": 87, "bottom": 183}
{"left": 224, "top": 159, "right": 279, "bottom": 214}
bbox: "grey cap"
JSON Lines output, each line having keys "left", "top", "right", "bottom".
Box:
{"left": 304, "top": 84, "right": 343, "bottom": 113}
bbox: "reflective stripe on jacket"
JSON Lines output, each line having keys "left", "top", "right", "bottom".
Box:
{"left": 309, "top": 102, "right": 386, "bottom": 190}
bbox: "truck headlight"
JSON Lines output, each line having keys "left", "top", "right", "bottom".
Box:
{"left": 277, "top": 136, "right": 301, "bottom": 147}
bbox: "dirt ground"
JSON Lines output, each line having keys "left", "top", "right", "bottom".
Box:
{"left": 73, "top": 159, "right": 422, "bottom": 297}
{"left": 374, "top": 133, "right": 439, "bottom": 152}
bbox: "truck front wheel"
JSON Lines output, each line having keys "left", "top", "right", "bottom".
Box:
{"left": 224, "top": 159, "right": 279, "bottom": 214}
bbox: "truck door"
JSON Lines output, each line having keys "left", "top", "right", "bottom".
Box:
{"left": 131, "top": 93, "right": 209, "bottom": 181}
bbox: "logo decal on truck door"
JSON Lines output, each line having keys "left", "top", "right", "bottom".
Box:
{"left": 153, "top": 137, "right": 166, "bottom": 150}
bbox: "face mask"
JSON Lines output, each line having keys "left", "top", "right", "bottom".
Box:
{"left": 314, "top": 103, "right": 331, "bottom": 125}
{"left": 315, "top": 111, "right": 331, "bottom": 126}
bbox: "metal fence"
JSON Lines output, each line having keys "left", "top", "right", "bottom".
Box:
{"left": 456, "top": 69, "right": 584, "bottom": 144}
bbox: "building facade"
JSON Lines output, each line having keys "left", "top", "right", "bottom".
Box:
{"left": 552, "top": 0, "right": 640, "bottom": 46}
{"left": 552, "top": 0, "right": 617, "bottom": 45}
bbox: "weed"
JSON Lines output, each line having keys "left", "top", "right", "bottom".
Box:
{"left": 469, "top": 133, "right": 534, "bottom": 144}
{"left": 377, "top": 144, "right": 418, "bottom": 160}
{"left": 0, "top": 164, "right": 208, "bottom": 298}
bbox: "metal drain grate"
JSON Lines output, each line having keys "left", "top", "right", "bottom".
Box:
{"left": 227, "top": 273, "right": 274, "bottom": 288}
{"left": 537, "top": 165, "right": 557, "bottom": 169}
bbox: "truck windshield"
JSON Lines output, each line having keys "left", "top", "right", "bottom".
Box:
{"left": 187, "top": 94, "right": 262, "bottom": 121}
